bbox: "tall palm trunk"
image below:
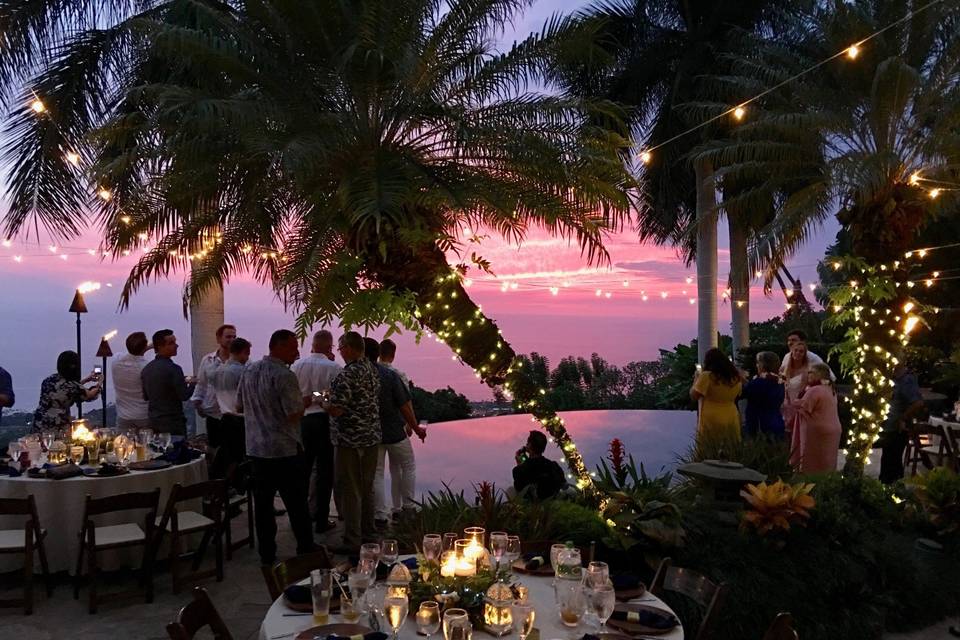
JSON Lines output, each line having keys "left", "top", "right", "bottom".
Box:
{"left": 373, "top": 242, "right": 594, "bottom": 491}
{"left": 189, "top": 279, "right": 223, "bottom": 436}
{"left": 695, "top": 158, "right": 719, "bottom": 364}
{"left": 728, "top": 214, "right": 750, "bottom": 357}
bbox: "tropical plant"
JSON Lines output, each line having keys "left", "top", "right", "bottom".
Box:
{"left": 0, "top": 0, "right": 636, "bottom": 485}
{"left": 909, "top": 467, "right": 960, "bottom": 539}
{"left": 701, "top": 0, "right": 960, "bottom": 473}
{"left": 553, "top": 0, "right": 810, "bottom": 363}
{"left": 739, "top": 480, "right": 815, "bottom": 536}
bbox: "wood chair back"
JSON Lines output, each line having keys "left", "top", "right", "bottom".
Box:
{"left": 80, "top": 488, "right": 160, "bottom": 546}
{"left": 166, "top": 586, "right": 233, "bottom": 640}
{"left": 270, "top": 549, "right": 333, "bottom": 594}
{"left": 157, "top": 479, "right": 227, "bottom": 532}
{"left": 762, "top": 612, "right": 798, "bottom": 640}
{"left": 650, "top": 557, "right": 727, "bottom": 640}
{"left": 904, "top": 423, "right": 942, "bottom": 475}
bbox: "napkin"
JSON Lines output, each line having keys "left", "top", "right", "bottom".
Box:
{"left": 47, "top": 463, "right": 83, "bottom": 480}
{"left": 160, "top": 440, "right": 201, "bottom": 465}
{"left": 283, "top": 584, "right": 311, "bottom": 605}
{"left": 522, "top": 553, "right": 546, "bottom": 570}
{"left": 401, "top": 557, "right": 418, "bottom": 571}
{"left": 610, "top": 607, "right": 679, "bottom": 629}
{"left": 610, "top": 574, "right": 642, "bottom": 590}
{"left": 324, "top": 633, "right": 387, "bottom": 640}
{"left": 0, "top": 463, "right": 21, "bottom": 477}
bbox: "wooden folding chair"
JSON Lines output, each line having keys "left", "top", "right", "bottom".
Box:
{"left": 155, "top": 479, "right": 226, "bottom": 594}
{"left": 903, "top": 423, "right": 942, "bottom": 476}
{"left": 267, "top": 548, "right": 334, "bottom": 599}
{"left": 74, "top": 488, "right": 160, "bottom": 613}
{"left": 651, "top": 557, "right": 728, "bottom": 640}
{"left": 223, "top": 460, "right": 254, "bottom": 559}
{"left": 166, "top": 586, "right": 234, "bottom": 640}
{"left": 762, "top": 612, "right": 798, "bottom": 640}
{"left": 0, "top": 495, "right": 52, "bottom": 614}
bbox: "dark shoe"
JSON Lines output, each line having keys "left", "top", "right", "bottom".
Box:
{"left": 315, "top": 520, "right": 337, "bottom": 534}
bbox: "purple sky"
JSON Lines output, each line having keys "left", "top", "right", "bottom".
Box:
{"left": 0, "top": 0, "right": 839, "bottom": 411}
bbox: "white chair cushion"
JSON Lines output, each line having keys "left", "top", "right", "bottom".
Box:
{"left": 157, "top": 510, "right": 214, "bottom": 533}
{"left": 93, "top": 523, "right": 146, "bottom": 547}
{"left": 229, "top": 493, "right": 247, "bottom": 505}
{"left": 0, "top": 528, "right": 45, "bottom": 550}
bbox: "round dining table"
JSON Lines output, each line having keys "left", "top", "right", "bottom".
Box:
{"left": 0, "top": 457, "right": 207, "bottom": 574}
{"left": 258, "top": 558, "right": 684, "bottom": 640}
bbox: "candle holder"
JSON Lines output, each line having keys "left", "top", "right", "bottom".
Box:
{"left": 483, "top": 583, "right": 514, "bottom": 637}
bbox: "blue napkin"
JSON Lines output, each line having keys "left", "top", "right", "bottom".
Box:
{"left": 283, "top": 583, "right": 311, "bottom": 605}
{"left": 401, "top": 557, "right": 418, "bottom": 571}
{"left": 160, "top": 440, "right": 201, "bottom": 464}
{"left": 610, "top": 608, "right": 679, "bottom": 628}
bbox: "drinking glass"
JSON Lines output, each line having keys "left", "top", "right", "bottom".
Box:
{"left": 506, "top": 536, "right": 521, "bottom": 566}
{"left": 463, "top": 526, "right": 485, "bottom": 546}
{"left": 340, "top": 597, "right": 361, "bottom": 623}
{"left": 555, "top": 580, "right": 586, "bottom": 627}
{"left": 360, "top": 543, "right": 381, "bottom": 580}
{"left": 422, "top": 534, "right": 442, "bottom": 562}
{"left": 347, "top": 568, "right": 371, "bottom": 612}
{"left": 417, "top": 601, "right": 441, "bottom": 638}
{"left": 442, "top": 608, "right": 472, "bottom": 640}
{"left": 381, "top": 539, "right": 399, "bottom": 569}
{"left": 511, "top": 600, "right": 535, "bottom": 640}
{"left": 549, "top": 544, "right": 566, "bottom": 572}
{"left": 442, "top": 533, "right": 458, "bottom": 552}
{"left": 70, "top": 445, "right": 85, "bottom": 465}
{"left": 489, "top": 531, "right": 508, "bottom": 575}
{"left": 41, "top": 430, "right": 55, "bottom": 450}
{"left": 590, "top": 583, "right": 616, "bottom": 630}
{"left": 384, "top": 596, "right": 408, "bottom": 640}
{"left": 584, "top": 561, "right": 610, "bottom": 589}
{"left": 6, "top": 442, "right": 21, "bottom": 467}
{"left": 84, "top": 439, "right": 99, "bottom": 465}
{"left": 160, "top": 432, "right": 173, "bottom": 450}
{"left": 310, "top": 569, "right": 332, "bottom": 624}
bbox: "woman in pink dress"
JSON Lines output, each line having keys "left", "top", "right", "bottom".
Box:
{"left": 781, "top": 342, "right": 812, "bottom": 437}
{"left": 790, "top": 363, "right": 842, "bottom": 473}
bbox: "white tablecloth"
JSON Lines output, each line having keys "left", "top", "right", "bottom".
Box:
{"left": 258, "top": 560, "right": 684, "bottom": 640}
{"left": 0, "top": 457, "right": 207, "bottom": 574}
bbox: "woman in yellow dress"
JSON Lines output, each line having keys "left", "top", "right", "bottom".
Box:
{"left": 690, "top": 348, "right": 743, "bottom": 449}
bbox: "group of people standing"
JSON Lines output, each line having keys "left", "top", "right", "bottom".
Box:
{"left": 690, "top": 330, "right": 843, "bottom": 474}
{"left": 14, "top": 324, "right": 425, "bottom": 564}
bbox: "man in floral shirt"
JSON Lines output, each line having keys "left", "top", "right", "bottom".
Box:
{"left": 326, "top": 331, "right": 381, "bottom": 551}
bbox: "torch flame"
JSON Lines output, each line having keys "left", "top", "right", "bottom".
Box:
{"left": 103, "top": 330, "right": 118, "bottom": 341}
{"left": 77, "top": 281, "right": 101, "bottom": 294}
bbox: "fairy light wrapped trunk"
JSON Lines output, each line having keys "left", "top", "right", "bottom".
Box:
{"left": 827, "top": 255, "right": 932, "bottom": 475}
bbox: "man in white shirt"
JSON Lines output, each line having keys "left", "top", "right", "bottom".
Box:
{"left": 191, "top": 323, "right": 236, "bottom": 446}
{"left": 112, "top": 331, "right": 152, "bottom": 430}
{"left": 291, "top": 329, "right": 342, "bottom": 533}
{"left": 778, "top": 329, "right": 826, "bottom": 372}
{"left": 213, "top": 337, "right": 251, "bottom": 464}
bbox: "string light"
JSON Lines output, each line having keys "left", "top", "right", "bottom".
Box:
{"left": 30, "top": 99, "right": 45, "bottom": 113}
{"left": 639, "top": 150, "right": 652, "bottom": 164}
{"left": 846, "top": 44, "right": 860, "bottom": 59}
{"left": 928, "top": 188, "right": 941, "bottom": 199}
{"left": 732, "top": 106, "right": 746, "bottom": 121}
{"left": 98, "top": 188, "right": 112, "bottom": 201}
{"left": 65, "top": 152, "right": 80, "bottom": 166}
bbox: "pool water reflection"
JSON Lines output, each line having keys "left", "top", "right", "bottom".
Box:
{"left": 402, "top": 409, "right": 697, "bottom": 496}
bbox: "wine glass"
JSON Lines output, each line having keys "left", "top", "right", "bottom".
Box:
{"left": 511, "top": 600, "right": 535, "bottom": 640}
{"left": 423, "top": 534, "right": 442, "bottom": 562}
{"left": 489, "top": 531, "right": 508, "bottom": 576}
{"left": 442, "top": 532, "right": 458, "bottom": 552}
{"left": 590, "top": 582, "right": 616, "bottom": 631}
{"left": 506, "top": 536, "right": 521, "bottom": 569}
{"left": 6, "top": 442, "right": 21, "bottom": 467}
{"left": 416, "top": 601, "right": 441, "bottom": 639}
{"left": 584, "top": 561, "right": 610, "bottom": 589}
{"left": 384, "top": 595, "right": 408, "bottom": 640}
{"left": 41, "top": 430, "right": 55, "bottom": 451}
{"left": 442, "top": 608, "right": 472, "bottom": 640}
{"left": 347, "top": 568, "right": 371, "bottom": 612}
{"left": 381, "top": 539, "right": 399, "bottom": 569}
{"left": 360, "top": 542, "right": 381, "bottom": 580}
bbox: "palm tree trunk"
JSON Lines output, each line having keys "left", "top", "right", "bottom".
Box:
{"left": 373, "top": 242, "right": 594, "bottom": 491}
{"left": 695, "top": 158, "right": 719, "bottom": 364}
{"left": 728, "top": 214, "right": 750, "bottom": 357}
{"left": 189, "top": 279, "right": 224, "bottom": 436}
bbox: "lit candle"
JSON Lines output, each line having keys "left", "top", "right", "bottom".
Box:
{"left": 455, "top": 557, "right": 476, "bottom": 577}
{"left": 440, "top": 551, "right": 457, "bottom": 578}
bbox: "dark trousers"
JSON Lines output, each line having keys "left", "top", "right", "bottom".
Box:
{"left": 301, "top": 413, "right": 335, "bottom": 523}
{"left": 221, "top": 414, "right": 247, "bottom": 463}
{"left": 206, "top": 416, "right": 224, "bottom": 448}
{"left": 335, "top": 445, "right": 379, "bottom": 548}
{"left": 879, "top": 430, "right": 908, "bottom": 484}
{"left": 250, "top": 453, "right": 315, "bottom": 563}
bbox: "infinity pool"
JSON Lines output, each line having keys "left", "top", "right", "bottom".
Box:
{"left": 401, "top": 409, "right": 697, "bottom": 496}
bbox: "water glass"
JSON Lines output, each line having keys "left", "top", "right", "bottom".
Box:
{"left": 384, "top": 595, "right": 408, "bottom": 640}
{"left": 417, "top": 601, "right": 441, "bottom": 638}
{"left": 310, "top": 569, "right": 332, "bottom": 624}
{"left": 584, "top": 561, "right": 610, "bottom": 588}
{"left": 550, "top": 544, "right": 566, "bottom": 571}
{"left": 442, "top": 608, "right": 472, "bottom": 640}
{"left": 555, "top": 580, "right": 586, "bottom": 627}
{"left": 511, "top": 600, "right": 535, "bottom": 640}
{"left": 341, "top": 597, "right": 361, "bottom": 623}
{"left": 70, "top": 445, "right": 85, "bottom": 465}
{"left": 360, "top": 542, "right": 381, "bottom": 579}
{"left": 442, "top": 533, "right": 458, "bottom": 552}
{"left": 489, "top": 531, "right": 508, "bottom": 574}
{"left": 381, "top": 539, "right": 399, "bottom": 568}
{"left": 506, "top": 536, "right": 521, "bottom": 566}
{"left": 348, "top": 568, "right": 371, "bottom": 611}
{"left": 423, "top": 534, "right": 442, "bottom": 561}
{"left": 590, "top": 583, "right": 616, "bottom": 630}
{"left": 41, "top": 430, "right": 55, "bottom": 450}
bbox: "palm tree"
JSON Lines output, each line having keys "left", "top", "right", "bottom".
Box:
{"left": 707, "top": 0, "right": 960, "bottom": 472}
{"left": 552, "top": 0, "right": 802, "bottom": 364}
{"left": 0, "top": 0, "right": 635, "bottom": 488}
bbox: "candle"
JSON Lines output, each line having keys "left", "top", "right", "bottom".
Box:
{"left": 455, "top": 557, "right": 476, "bottom": 577}
{"left": 440, "top": 551, "right": 457, "bottom": 578}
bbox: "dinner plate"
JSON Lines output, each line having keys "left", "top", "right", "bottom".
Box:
{"left": 295, "top": 622, "right": 370, "bottom": 640}
{"left": 605, "top": 602, "right": 679, "bottom": 636}
{"left": 511, "top": 559, "right": 554, "bottom": 576}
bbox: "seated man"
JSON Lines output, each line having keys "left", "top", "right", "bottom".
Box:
{"left": 512, "top": 431, "right": 566, "bottom": 500}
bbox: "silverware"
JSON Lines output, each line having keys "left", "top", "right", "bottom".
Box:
{"left": 282, "top": 612, "right": 312, "bottom": 617}
{"left": 269, "top": 634, "right": 295, "bottom": 639}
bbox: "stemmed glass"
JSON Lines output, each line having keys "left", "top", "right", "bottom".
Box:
{"left": 511, "top": 600, "right": 535, "bottom": 640}
{"left": 384, "top": 595, "right": 408, "bottom": 640}
{"left": 442, "top": 533, "right": 458, "bottom": 553}
{"left": 381, "top": 539, "right": 399, "bottom": 571}
{"left": 442, "top": 608, "right": 472, "bottom": 640}
{"left": 6, "top": 442, "right": 21, "bottom": 468}
{"left": 590, "top": 582, "right": 616, "bottom": 631}
{"left": 422, "top": 534, "right": 442, "bottom": 562}
{"left": 489, "top": 531, "right": 508, "bottom": 577}
{"left": 360, "top": 543, "right": 381, "bottom": 580}
{"left": 506, "top": 536, "right": 521, "bottom": 569}
{"left": 348, "top": 568, "right": 371, "bottom": 612}
{"left": 416, "top": 601, "right": 441, "bottom": 639}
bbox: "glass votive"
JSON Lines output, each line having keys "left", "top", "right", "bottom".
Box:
{"left": 464, "top": 526, "right": 485, "bottom": 546}
{"left": 417, "top": 601, "right": 441, "bottom": 637}
{"left": 70, "top": 445, "right": 84, "bottom": 465}
{"left": 454, "top": 539, "right": 470, "bottom": 558}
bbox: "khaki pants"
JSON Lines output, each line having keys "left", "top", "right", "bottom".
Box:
{"left": 335, "top": 445, "right": 379, "bottom": 547}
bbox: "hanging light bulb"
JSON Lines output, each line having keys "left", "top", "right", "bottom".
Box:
{"left": 732, "top": 106, "right": 746, "bottom": 121}
{"left": 908, "top": 172, "right": 921, "bottom": 186}
{"left": 98, "top": 188, "right": 112, "bottom": 201}
{"left": 65, "top": 152, "right": 80, "bottom": 166}
{"left": 639, "top": 150, "right": 652, "bottom": 164}
{"left": 30, "top": 99, "right": 45, "bottom": 113}
{"left": 929, "top": 188, "right": 941, "bottom": 199}
{"left": 903, "top": 316, "right": 920, "bottom": 335}
{"left": 846, "top": 44, "right": 860, "bottom": 59}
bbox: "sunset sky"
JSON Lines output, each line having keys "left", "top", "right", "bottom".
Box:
{"left": 0, "top": 0, "right": 839, "bottom": 410}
